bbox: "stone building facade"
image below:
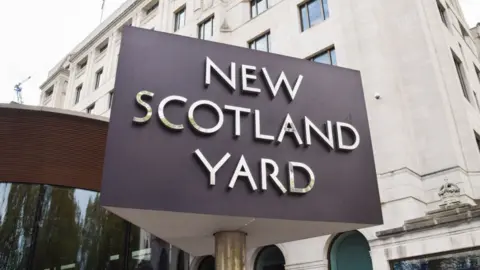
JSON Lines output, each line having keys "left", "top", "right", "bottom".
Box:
{"left": 39, "top": 0, "right": 480, "bottom": 269}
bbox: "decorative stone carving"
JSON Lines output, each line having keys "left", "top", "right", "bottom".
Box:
{"left": 438, "top": 179, "right": 461, "bottom": 208}
{"left": 220, "top": 18, "right": 231, "bottom": 32}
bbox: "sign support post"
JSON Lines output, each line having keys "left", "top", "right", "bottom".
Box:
{"left": 214, "top": 231, "right": 246, "bottom": 270}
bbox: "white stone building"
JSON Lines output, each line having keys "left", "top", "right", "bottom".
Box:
{"left": 472, "top": 22, "right": 480, "bottom": 55}
{"left": 39, "top": 0, "right": 480, "bottom": 269}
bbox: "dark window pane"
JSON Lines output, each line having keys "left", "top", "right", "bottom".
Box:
{"left": 176, "top": 250, "right": 189, "bottom": 270}
{"left": 0, "top": 183, "right": 39, "bottom": 270}
{"left": 198, "top": 256, "right": 215, "bottom": 270}
{"left": 307, "top": 0, "right": 323, "bottom": 26}
{"left": 392, "top": 248, "right": 480, "bottom": 270}
{"left": 254, "top": 245, "right": 285, "bottom": 270}
{"left": 32, "top": 186, "right": 126, "bottom": 270}
{"left": 300, "top": 6, "right": 309, "bottom": 31}
{"left": 128, "top": 227, "right": 171, "bottom": 270}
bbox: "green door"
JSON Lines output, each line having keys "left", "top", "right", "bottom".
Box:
{"left": 330, "top": 231, "right": 373, "bottom": 270}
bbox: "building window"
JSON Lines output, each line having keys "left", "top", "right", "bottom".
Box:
{"left": 86, "top": 103, "right": 95, "bottom": 114}
{"left": 198, "top": 256, "right": 215, "bottom": 270}
{"left": 45, "top": 86, "right": 54, "bottom": 98}
{"left": 145, "top": 0, "right": 159, "bottom": 15}
{"left": 248, "top": 32, "right": 270, "bottom": 52}
{"left": 437, "top": 1, "right": 448, "bottom": 27}
{"left": 198, "top": 16, "right": 214, "bottom": 40}
{"left": 94, "top": 68, "right": 104, "bottom": 90}
{"left": 299, "top": 0, "right": 329, "bottom": 31}
{"left": 97, "top": 40, "right": 109, "bottom": 54}
{"left": 251, "top": 0, "right": 268, "bottom": 18}
{"left": 108, "top": 91, "right": 114, "bottom": 109}
{"left": 475, "top": 133, "right": 480, "bottom": 153}
{"left": 0, "top": 183, "right": 191, "bottom": 270}
{"left": 475, "top": 65, "right": 480, "bottom": 84}
{"left": 310, "top": 47, "right": 336, "bottom": 65}
{"left": 174, "top": 6, "right": 186, "bottom": 31}
{"left": 459, "top": 22, "right": 472, "bottom": 44}
{"left": 75, "top": 84, "right": 82, "bottom": 105}
{"left": 452, "top": 52, "right": 469, "bottom": 100}
{"left": 474, "top": 92, "right": 480, "bottom": 111}
{"left": 254, "top": 245, "right": 286, "bottom": 270}
{"left": 77, "top": 57, "right": 88, "bottom": 70}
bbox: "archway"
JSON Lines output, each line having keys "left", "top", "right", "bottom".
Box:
{"left": 198, "top": 255, "right": 215, "bottom": 270}
{"left": 254, "top": 245, "right": 286, "bottom": 270}
{"left": 329, "top": 231, "right": 373, "bottom": 270}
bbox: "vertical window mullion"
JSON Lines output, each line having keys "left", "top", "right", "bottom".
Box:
{"left": 122, "top": 221, "right": 132, "bottom": 270}
{"left": 319, "top": 0, "right": 325, "bottom": 21}
{"left": 267, "top": 34, "right": 270, "bottom": 51}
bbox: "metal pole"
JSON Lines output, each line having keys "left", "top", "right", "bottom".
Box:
{"left": 214, "top": 231, "right": 246, "bottom": 270}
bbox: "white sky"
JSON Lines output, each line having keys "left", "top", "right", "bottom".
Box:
{"left": 0, "top": 0, "right": 479, "bottom": 106}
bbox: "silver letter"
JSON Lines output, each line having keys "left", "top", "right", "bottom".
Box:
{"left": 158, "top": 95, "right": 187, "bottom": 130}
{"left": 194, "top": 149, "right": 231, "bottom": 186}
{"left": 205, "top": 56, "right": 236, "bottom": 91}
{"left": 304, "top": 117, "right": 334, "bottom": 150}
{"left": 277, "top": 114, "right": 303, "bottom": 146}
{"left": 133, "top": 90, "right": 154, "bottom": 123}
{"left": 254, "top": 110, "right": 275, "bottom": 142}
{"left": 261, "top": 158, "right": 287, "bottom": 194}
{"left": 261, "top": 68, "right": 303, "bottom": 101}
{"left": 224, "top": 105, "right": 251, "bottom": 137}
{"left": 241, "top": 64, "right": 260, "bottom": 94}
{"left": 336, "top": 122, "right": 360, "bottom": 151}
{"left": 188, "top": 100, "right": 224, "bottom": 134}
{"left": 228, "top": 155, "right": 258, "bottom": 191}
{"left": 289, "top": 162, "right": 315, "bottom": 194}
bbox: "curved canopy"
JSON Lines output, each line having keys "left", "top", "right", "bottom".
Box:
{"left": 0, "top": 103, "right": 108, "bottom": 191}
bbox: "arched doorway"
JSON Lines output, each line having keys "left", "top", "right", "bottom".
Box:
{"left": 198, "top": 255, "right": 215, "bottom": 270}
{"left": 329, "top": 231, "right": 373, "bottom": 270}
{"left": 254, "top": 245, "right": 286, "bottom": 270}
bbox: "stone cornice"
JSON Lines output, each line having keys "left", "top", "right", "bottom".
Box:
{"left": 376, "top": 203, "right": 480, "bottom": 238}
{"left": 39, "top": 68, "right": 70, "bottom": 90}
{"left": 69, "top": 0, "right": 146, "bottom": 63}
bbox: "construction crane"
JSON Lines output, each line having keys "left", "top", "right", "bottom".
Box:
{"left": 100, "top": 0, "right": 106, "bottom": 22}
{"left": 13, "top": 76, "right": 31, "bottom": 104}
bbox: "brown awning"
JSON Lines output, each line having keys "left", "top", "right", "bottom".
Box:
{"left": 0, "top": 103, "right": 108, "bottom": 191}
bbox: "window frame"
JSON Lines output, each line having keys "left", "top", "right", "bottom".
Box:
{"left": 77, "top": 57, "right": 88, "bottom": 70}
{"left": 475, "top": 65, "right": 480, "bottom": 84}
{"left": 45, "top": 86, "right": 54, "bottom": 98}
{"left": 174, "top": 5, "right": 187, "bottom": 31}
{"left": 94, "top": 68, "right": 104, "bottom": 90}
{"left": 298, "top": 0, "right": 329, "bottom": 32}
{"left": 437, "top": 1, "right": 448, "bottom": 27}
{"left": 145, "top": 0, "right": 159, "bottom": 15}
{"left": 452, "top": 51, "right": 470, "bottom": 101}
{"left": 250, "top": 0, "right": 268, "bottom": 18}
{"left": 86, "top": 103, "right": 95, "bottom": 114}
{"left": 108, "top": 91, "right": 114, "bottom": 109}
{"left": 198, "top": 15, "right": 214, "bottom": 40}
{"left": 248, "top": 31, "right": 271, "bottom": 52}
{"left": 308, "top": 46, "right": 337, "bottom": 65}
{"left": 74, "top": 84, "right": 82, "bottom": 105}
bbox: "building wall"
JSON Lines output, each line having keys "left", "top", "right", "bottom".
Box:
{"left": 39, "top": 0, "right": 480, "bottom": 269}
{"left": 472, "top": 23, "right": 480, "bottom": 59}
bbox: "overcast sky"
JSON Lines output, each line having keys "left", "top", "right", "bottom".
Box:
{"left": 0, "top": 0, "right": 479, "bottom": 106}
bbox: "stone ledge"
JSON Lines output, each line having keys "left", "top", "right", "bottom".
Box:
{"left": 376, "top": 204, "right": 480, "bottom": 238}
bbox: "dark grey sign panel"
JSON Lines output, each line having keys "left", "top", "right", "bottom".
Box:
{"left": 100, "top": 27, "right": 382, "bottom": 254}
